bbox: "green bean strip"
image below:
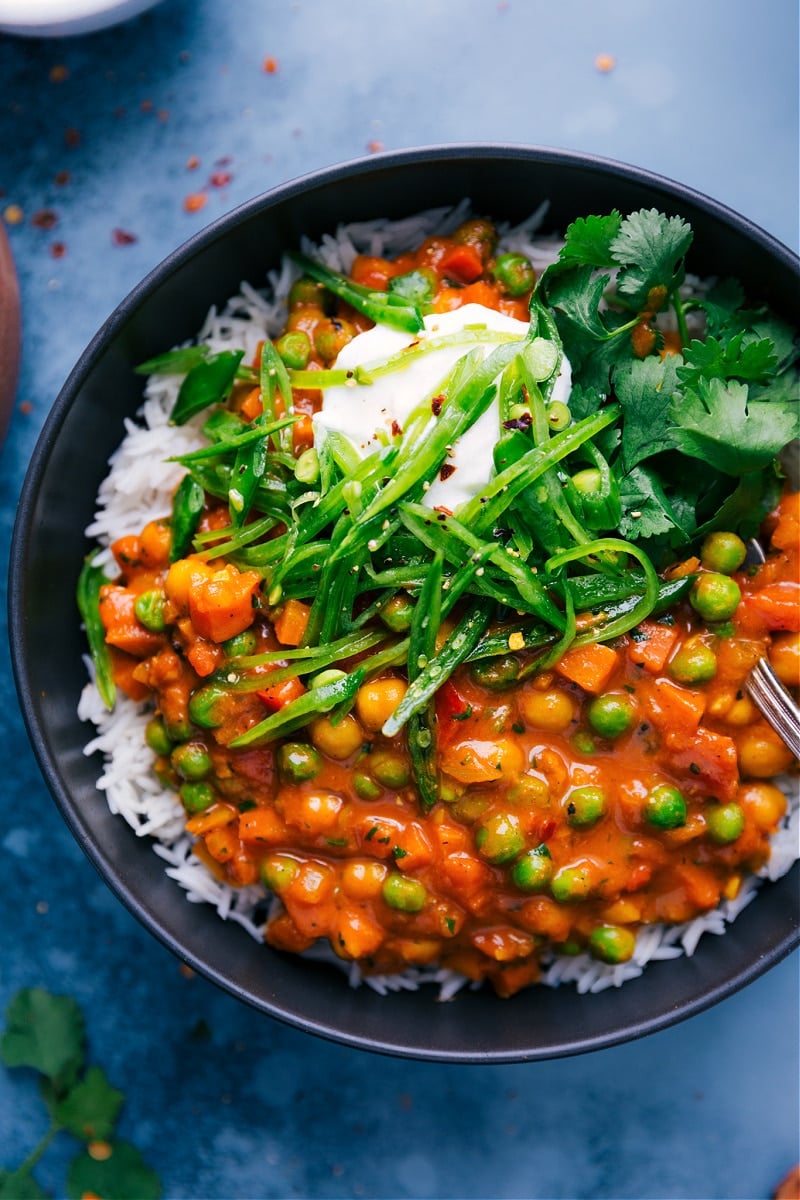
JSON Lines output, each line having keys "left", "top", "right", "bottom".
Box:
{"left": 405, "top": 551, "right": 444, "bottom": 812}
{"left": 290, "top": 251, "right": 424, "bottom": 334}
{"left": 76, "top": 553, "right": 115, "bottom": 710}
{"left": 546, "top": 538, "right": 660, "bottom": 644}
{"left": 229, "top": 668, "right": 366, "bottom": 748}
{"left": 382, "top": 597, "right": 495, "bottom": 739}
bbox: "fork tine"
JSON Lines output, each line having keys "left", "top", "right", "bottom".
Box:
{"left": 744, "top": 658, "right": 800, "bottom": 760}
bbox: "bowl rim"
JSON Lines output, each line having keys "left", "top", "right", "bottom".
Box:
{"left": 9, "top": 143, "right": 800, "bottom": 1062}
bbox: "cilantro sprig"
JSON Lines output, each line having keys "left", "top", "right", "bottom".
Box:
{"left": 1, "top": 988, "right": 161, "bottom": 1200}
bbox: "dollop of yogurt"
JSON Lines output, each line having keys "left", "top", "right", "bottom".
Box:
{"left": 312, "top": 303, "right": 572, "bottom": 511}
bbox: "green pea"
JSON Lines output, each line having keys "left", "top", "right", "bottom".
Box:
{"left": 668, "top": 642, "right": 717, "bottom": 685}
{"left": 587, "top": 693, "right": 635, "bottom": 739}
{"left": 511, "top": 844, "right": 553, "bottom": 891}
{"left": 700, "top": 531, "right": 747, "bottom": 575}
{"left": 275, "top": 330, "right": 311, "bottom": 370}
{"left": 353, "top": 773, "right": 382, "bottom": 800}
{"left": 314, "top": 317, "right": 355, "bottom": 364}
{"left": 571, "top": 730, "right": 596, "bottom": 756}
{"left": 589, "top": 924, "right": 637, "bottom": 964}
{"left": 388, "top": 268, "right": 437, "bottom": 308}
{"left": 164, "top": 715, "right": 194, "bottom": 743}
{"left": 380, "top": 593, "right": 415, "bottom": 632}
{"left": 491, "top": 252, "right": 535, "bottom": 296}
{"left": 382, "top": 873, "right": 427, "bottom": 912}
{"left": 223, "top": 629, "right": 258, "bottom": 657}
{"left": 171, "top": 741, "right": 213, "bottom": 781}
{"left": 645, "top": 784, "right": 687, "bottom": 829}
{"left": 470, "top": 654, "right": 519, "bottom": 691}
{"left": 551, "top": 864, "right": 594, "bottom": 902}
{"left": 690, "top": 573, "right": 742, "bottom": 622}
{"left": 180, "top": 781, "right": 216, "bottom": 813}
{"left": 294, "top": 447, "right": 320, "bottom": 485}
{"left": 546, "top": 401, "right": 571, "bottom": 431}
{"left": 261, "top": 853, "right": 299, "bottom": 893}
{"left": 145, "top": 716, "right": 173, "bottom": 757}
{"left": 565, "top": 785, "right": 606, "bottom": 828}
{"left": 369, "top": 749, "right": 411, "bottom": 789}
{"left": 278, "top": 742, "right": 323, "bottom": 782}
{"left": 475, "top": 812, "right": 525, "bottom": 865}
{"left": 134, "top": 588, "right": 167, "bottom": 633}
{"left": 288, "top": 276, "right": 331, "bottom": 311}
{"left": 188, "top": 685, "right": 230, "bottom": 729}
{"left": 706, "top": 801, "right": 745, "bottom": 844}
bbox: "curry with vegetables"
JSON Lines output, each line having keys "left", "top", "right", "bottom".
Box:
{"left": 79, "top": 208, "right": 799, "bottom": 996}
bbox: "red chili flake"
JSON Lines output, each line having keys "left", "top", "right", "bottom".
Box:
{"left": 64, "top": 127, "right": 81, "bottom": 147}
{"left": 111, "top": 228, "right": 138, "bottom": 245}
{"left": 367, "top": 140, "right": 384, "bottom": 154}
{"left": 209, "top": 170, "right": 232, "bottom": 188}
{"left": 19, "top": 400, "right": 33, "bottom": 415}
{"left": 431, "top": 395, "right": 444, "bottom": 416}
{"left": 54, "top": 170, "right": 71, "bottom": 186}
{"left": 214, "top": 156, "right": 232, "bottom": 167}
{"left": 140, "top": 98, "right": 154, "bottom": 112}
{"left": 179, "top": 50, "right": 191, "bottom": 63}
{"left": 390, "top": 419, "right": 403, "bottom": 437}
{"left": 262, "top": 56, "right": 279, "bottom": 74}
{"left": 49, "top": 64, "right": 69, "bottom": 83}
{"left": 157, "top": 109, "right": 170, "bottom": 122}
{"left": 183, "top": 192, "right": 208, "bottom": 214}
{"left": 186, "top": 155, "right": 201, "bottom": 170}
{"left": 439, "top": 463, "right": 456, "bottom": 481}
{"left": 31, "top": 209, "right": 58, "bottom": 230}
{"left": 113, "top": 106, "right": 126, "bottom": 118}
{"left": 50, "top": 241, "right": 67, "bottom": 258}
{"left": 594, "top": 53, "right": 616, "bottom": 72}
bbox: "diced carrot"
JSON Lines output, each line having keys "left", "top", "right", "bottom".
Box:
{"left": 228, "top": 856, "right": 259, "bottom": 887}
{"left": 330, "top": 907, "right": 385, "bottom": 959}
{"left": 433, "top": 280, "right": 500, "bottom": 313}
{"left": 273, "top": 597, "right": 311, "bottom": 646}
{"left": 390, "top": 821, "right": 435, "bottom": 871}
{"left": 204, "top": 825, "right": 239, "bottom": 863}
{"left": 238, "top": 806, "right": 287, "bottom": 844}
{"left": 440, "top": 736, "right": 525, "bottom": 784}
{"left": 256, "top": 675, "right": 307, "bottom": 710}
{"left": 186, "top": 638, "right": 224, "bottom": 677}
{"left": 285, "top": 860, "right": 335, "bottom": 906}
{"left": 188, "top": 563, "right": 262, "bottom": 643}
{"left": 627, "top": 621, "right": 679, "bottom": 673}
{"left": 664, "top": 727, "right": 739, "bottom": 802}
{"left": 471, "top": 926, "right": 536, "bottom": 962}
{"left": 165, "top": 556, "right": 215, "bottom": 612}
{"left": 441, "top": 851, "right": 493, "bottom": 897}
{"left": 139, "top": 519, "right": 172, "bottom": 568}
{"left": 644, "top": 677, "right": 707, "bottom": 736}
{"left": 554, "top": 642, "right": 620, "bottom": 694}
{"left": 265, "top": 910, "right": 316, "bottom": 954}
{"left": 743, "top": 582, "right": 800, "bottom": 631}
{"left": 665, "top": 556, "right": 700, "bottom": 580}
{"left": 111, "top": 534, "right": 142, "bottom": 572}
{"left": 185, "top": 803, "right": 238, "bottom": 836}
{"left": 281, "top": 789, "right": 343, "bottom": 835}
{"left": 240, "top": 386, "right": 263, "bottom": 422}
{"left": 439, "top": 243, "right": 484, "bottom": 284}
{"left": 108, "top": 648, "right": 150, "bottom": 702}
{"left": 98, "top": 585, "right": 164, "bottom": 657}
{"left": 292, "top": 414, "right": 314, "bottom": 455}
{"left": 769, "top": 489, "right": 800, "bottom": 552}
{"left": 349, "top": 254, "right": 395, "bottom": 291}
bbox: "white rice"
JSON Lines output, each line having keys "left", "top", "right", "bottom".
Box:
{"left": 79, "top": 203, "right": 800, "bottom": 999}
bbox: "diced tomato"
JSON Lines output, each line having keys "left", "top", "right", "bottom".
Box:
{"left": 439, "top": 243, "right": 484, "bottom": 284}
{"left": 256, "top": 675, "right": 307, "bottom": 710}
{"left": 744, "top": 582, "right": 800, "bottom": 631}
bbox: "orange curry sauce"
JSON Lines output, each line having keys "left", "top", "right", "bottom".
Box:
{"left": 98, "top": 222, "right": 799, "bottom": 996}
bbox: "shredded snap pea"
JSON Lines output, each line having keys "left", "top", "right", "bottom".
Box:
{"left": 76, "top": 553, "right": 115, "bottom": 710}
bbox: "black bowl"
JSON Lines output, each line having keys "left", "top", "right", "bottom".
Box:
{"left": 9, "top": 145, "right": 799, "bottom": 1062}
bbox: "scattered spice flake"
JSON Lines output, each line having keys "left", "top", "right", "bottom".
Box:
{"left": 215, "top": 155, "right": 232, "bottom": 167}
{"left": 113, "top": 106, "right": 126, "bottom": 118}
{"left": 186, "top": 155, "right": 201, "bottom": 170}
{"left": 263, "top": 56, "right": 279, "bottom": 74}
{"left": 439, "top": 463, "right": 456, "bottom": 481}
{"left": 64, "top": 126, "right": 81, "bottom": 147}
{"left": 111, "top": 228, "right": 138, "bottom": 245}
{"left": 183, "top": 191, "right": 208, "bottom": 214}
{"left": 367, "top": 140, "right": 384, "bottom": 154}
{"left": 179, "top": 49, "right": 191, "bottom": 63}
{"left": 157, "top": 108, "right": 170, "bottom": 122}
{"left": 179, "top": 963, "right": 196, "bottom": 979}
{"left": 49, "top": 64, "right": 69, "bottom": 83}
{"left": 35, "top": 898, "right": 48, "bottom": 912}
{"left": 3, "top": 204, "right": 24, "bottom": 225}
{"left": 88, "top": 1141, "right": 113, "bottom": 1162}
{"left": 497, "top": 1, "right": 510, "bottom": 10}
{"left": 31, "top": 208, "right": 58, "bottom": 230}
{"left": 594, "top": 53, "right": 616, "bottom": 73}
{"left": 209, "top": 170, "right": 233, "bottom": 188}
{"left": 54, "top": 169, "right": 71, "bottom": 186}
{"left": 50, "top": 242, "right": 67, "bottom": 258}
{"left": 140, "top": 98, "right": 154, "bottom": 112}
{"left": 19, "top": 400, "right": 33, "bottom": 415}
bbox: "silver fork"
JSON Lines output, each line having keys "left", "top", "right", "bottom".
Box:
{"left": 741, "top": 537, "right": 800, "bottom": 759}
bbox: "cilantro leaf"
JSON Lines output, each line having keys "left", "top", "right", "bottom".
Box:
{"left": 618, "top": 462, "right": 699, "bottom": 543}
{"left": 67, "top": 1141, "right": 162, "bottom": 1200}
{"left": 1, "top": 989, "right": 84, "bottom": 1092}
{"left": 615, "top": 355, "right": 680, "bottom": 471}
{"left": 539, "top": 263, "right": 610, "bottom": 339}
{"left": 55, "top": 1066, "right": 124, "bottom": 1142}
{"left": 669, "top": 378, "right": 798, "bottom": 475}
{"left": 0, "top": 1171, "right": 48, "bottom": 1200}
{"left": 558, "top": 211, "right": 622, "bottom": 266}
{"left": 694, "top": 468, "right": 782, "bottom": 541}
{"left": 610, "top": 209, "right": 693, "bottom": 309}
{"left": 677, "top": 333, "right": 779, "bottom": 387}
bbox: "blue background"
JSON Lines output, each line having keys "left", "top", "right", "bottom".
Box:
{"left": 1, "top": 1, "right": 798, "bottom": 1196}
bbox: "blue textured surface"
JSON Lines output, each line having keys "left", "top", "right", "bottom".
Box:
{"left": 1, "top": 1, "right": 798, "bottom": 1196}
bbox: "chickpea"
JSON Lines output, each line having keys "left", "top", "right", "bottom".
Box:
{"left": 769, "top": 631, "right": 800, "bottom": 688}
{"left": 355, "top": 676, "right": 408, "bottom": 732}
{"left": 310, "top": 713, "right": 364, "bottom": 760}
{"left": 736, "top": 727, "right": 795, "bottom": 778}
{"left": 738, "top": 781, "right": 788, "bottom": 832}
{"left": 341, "top": 860, "right": 388, "bottom": 900}
{"left": 519, "top": 687, "right": 576, "bottom": 733}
